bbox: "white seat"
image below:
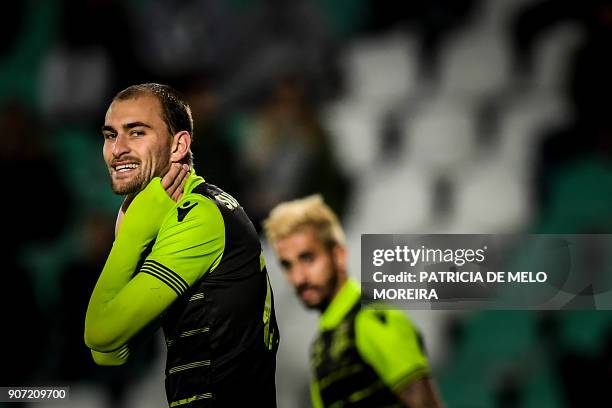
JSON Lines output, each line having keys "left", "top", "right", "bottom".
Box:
{"left": 345, "top": 162, "right": 433, "bottom": 235}
{"left": 452, "top": 160, "right": 532, "bottom": 233}
{"left": 497, "top": 92, "right": 570, "bottom": 175}
{"left": 323, "top": 100, "right": 383, "bottom": 176}
{"left": 342, "top": 30, "right": 419, "bottom": 106}
{"left": 532, "top": 23, "right": 585, "bottom": 93}
{"left": 478, "top": 0, "right": 541, "bottom": 30}
{"left": 402, "top": 99, "right": 477, "bottom": 172}
{"left": 438, "top": 29, "right": 510, "bottom": 99}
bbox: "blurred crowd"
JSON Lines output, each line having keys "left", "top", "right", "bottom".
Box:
{"left": 2, "top": 0, "right": 612, "bottom": 407}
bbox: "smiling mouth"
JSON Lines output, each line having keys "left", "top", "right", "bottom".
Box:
{"left": 112, "top": 163, "right": 140, "bottom": 175}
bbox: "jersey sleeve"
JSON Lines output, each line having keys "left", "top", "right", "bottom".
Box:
{"left": 355, "top": 308, "right": 430, "bottom": 392}
{"left": 91, "top": 344, "right": 130, "bottom": 366}
{"left": 141, "top": 194, "right": 225, "bottom": 295}
{"left": 85, "top": 185, "right": 225, "bottom": 355}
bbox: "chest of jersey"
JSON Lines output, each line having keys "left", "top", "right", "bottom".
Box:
{"left": 312, "top": 305, "right": 402, "bottom": 407}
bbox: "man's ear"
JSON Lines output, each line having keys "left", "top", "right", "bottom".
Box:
{"left": 170, "top": 131, "right": 191, "bottom": 163}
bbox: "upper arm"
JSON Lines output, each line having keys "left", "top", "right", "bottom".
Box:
{"left": 85, "top": 195, "right": 225, "bottom": 351}
{"left": 144, "top": 195, "right": 225, "bottom": 290}
{"left": 355, "top": 308, "right": 430, "bottom": 393}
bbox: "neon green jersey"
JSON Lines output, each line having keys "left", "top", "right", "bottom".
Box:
{"left": 311, "top": 279, "right": 430, "bottom": 407}
{"left": 85, "top": 170, "right": 279, "bottom": 407}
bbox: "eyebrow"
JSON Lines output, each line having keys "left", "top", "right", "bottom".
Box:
{"left": 298, "top": 251, "right": 314, "bottom": 259}
{"left": 101, "top": 122, "right": 153, "bottom": 133}
{"left": 124, "top": 121, "right": 152, "bottom": 130}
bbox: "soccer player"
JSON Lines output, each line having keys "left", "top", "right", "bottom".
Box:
{"left": 85, "top": 83, "right": 279, "bottom": 407}
{"left": 264, "top": 196, "right": 444, "bottom": 408}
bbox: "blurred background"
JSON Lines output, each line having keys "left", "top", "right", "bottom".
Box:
{"left": 2, "top": 0, "right": 612, "bottom": 406}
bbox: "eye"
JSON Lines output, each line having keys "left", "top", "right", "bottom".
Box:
{"left": 299, "top": 252, "right": 314, "bottom": 263}
{"left": 103, "top": 132, "right": 116, "bottom": 140}
{"left": 280, "top": 260, "right": 291, "bottom": 271}
{"left": 130, "top": 130, "right": 145, "bottom": 137}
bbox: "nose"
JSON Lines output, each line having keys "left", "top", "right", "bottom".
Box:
{"left": 289, "top": 265, "right": 308, "bottom": 287}
{"left": 112, "top": 134, "right": 130, "bottom": 158}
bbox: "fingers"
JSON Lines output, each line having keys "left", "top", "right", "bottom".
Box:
{"left": 164, "top": 163, "right": 190, "bottom": 202}
{"left": 161, "top": 162, "right": 181, "bottom": 190}
{"left": 171, "top": 165, "right": 189, "bottom": 202}
{"left": 168, "top": 164, "right": 187, "bottom": 199}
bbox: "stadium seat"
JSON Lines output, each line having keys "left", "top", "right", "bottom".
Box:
{"left": 323, "top": 100, "right": 383, "bottom": 176}
{"left": 531, "top": 24, "right": 585, "bottom": 93}
{"left": 452, "top": 159, "right": 531, "bottom": 233}
{"left": 344, "top": 162, "right": 433, "bottom": 234}
{"left": 402, "top": 99, "right": 477, "bottom": 171}
{"left": 438, "top": 28, "right": 510, "bottom": 100}
{"left": 497, "top": 93, "right": 570, "bottom": 172}
{"left": 341, "top": 30, "right": 419, "bottom": 106}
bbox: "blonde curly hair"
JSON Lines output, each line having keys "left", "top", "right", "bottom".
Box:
{"left": 263, "top": 195, "right": 345, "bottom": 249}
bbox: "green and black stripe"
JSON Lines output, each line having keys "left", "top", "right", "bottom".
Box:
{"left": 141, "top": 260, "right": 189, "bottom": 296}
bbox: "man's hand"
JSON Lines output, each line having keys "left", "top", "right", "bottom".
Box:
{"left": 161, "top": 163, "right": 190, "bottom": 202}
{"left": 115, "top": 163, "right": 190, "bottom": 237}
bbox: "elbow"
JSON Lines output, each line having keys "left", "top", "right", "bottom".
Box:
{"left": 91, "top": 348, "right": 129, "bottom": 366}
{"left": 84, "top": 326, "right": 124, "bottom": 353}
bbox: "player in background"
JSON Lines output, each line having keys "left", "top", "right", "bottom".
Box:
{"left": 264, "top": 195, "right": 444, "bottom": 408}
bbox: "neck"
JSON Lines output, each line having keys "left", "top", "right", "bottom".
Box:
{"left": 331, "top": 275, "right": 347, "bottom": 300}
{"left": 318, "top": 274, "right": 347, "bottom": 314}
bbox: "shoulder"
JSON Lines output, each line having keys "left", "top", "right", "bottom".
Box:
{"left": 149, "top": 193, "right": 227, "bottom": 281}
{"left": 355, "top": 307, "right": 416, "bottom": 334}
{"left": 354, "top": 307, "right": 430, "bottom": 390}
{"left": 354, "top": 307, "right": 422, "bottom": 354}
{"left": 156, "top": 193, "right": 226, "bottom": 247}
{"left": 162, "top": 193, "right": 224, "bottom": 226}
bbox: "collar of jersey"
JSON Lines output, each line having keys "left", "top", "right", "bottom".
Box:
{"left": 319, "top": 279, "right": 360, "bottom": 331}
{"left": 183, "top": 168, "right": 205, "bottom": 195}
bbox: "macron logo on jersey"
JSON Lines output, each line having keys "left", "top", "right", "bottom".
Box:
{"left": 177, "top": 201, "right": 198, "bottom": 222}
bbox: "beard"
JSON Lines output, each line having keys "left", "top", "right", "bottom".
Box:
{"left": 296, "top": 260, "right": 340, "bottom": 312}
{"left": 110, "top": 169, "right": 149, "bottom": 195}
{"left": 109, "top": 149, "right": 171, "bottom": 196}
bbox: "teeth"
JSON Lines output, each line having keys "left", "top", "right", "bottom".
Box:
{"left": 115, "top": 163, "right": 139, "bottom": 172}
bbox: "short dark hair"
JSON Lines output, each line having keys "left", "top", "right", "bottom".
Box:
{"left": 113, "top": 83, "right": 194, "bottom": 165}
